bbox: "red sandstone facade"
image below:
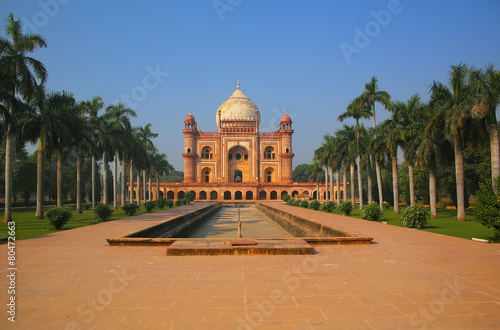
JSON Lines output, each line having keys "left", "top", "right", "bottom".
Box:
{"left": 134, "top": 83, "right": 342, "bottom": 201}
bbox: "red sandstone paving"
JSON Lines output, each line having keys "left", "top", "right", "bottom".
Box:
{"left": 1, "top": 201, "right": 500, "bottom": 329}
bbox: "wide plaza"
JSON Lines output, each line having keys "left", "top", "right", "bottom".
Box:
{"left": 2, "top": 202, "right": 499, "bottom": 329}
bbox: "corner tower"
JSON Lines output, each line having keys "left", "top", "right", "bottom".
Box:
{"left": 182, "top": 112, "right": 197, "bottom": 183}
{"left": 279, "top": 113, "right": 294, "bottom": 184}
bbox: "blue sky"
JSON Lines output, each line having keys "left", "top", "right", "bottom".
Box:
{"left": 2, "top": 0, "right": 500, "bottom": 171}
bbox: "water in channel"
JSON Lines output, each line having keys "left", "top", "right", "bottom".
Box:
{"left": 187, "top": 205, "right": 292, "bottom": 239}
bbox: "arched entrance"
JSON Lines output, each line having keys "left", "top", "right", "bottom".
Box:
{"left": 259, "top": 191, "right": 267, "bottom": 200}
{"left": 199, "top": 191, "right": 207, "bottom": 200}
{"left": 210, "top": 190, "right": 218, "bottom": 200}
{"left": 178, "top": 191, "right": 185, "bottom": 200}
{"left": 270, "top": 191, "right": 277, "bottom": 200}
{"left": 167, "top": 191, "right": 174, "bottom": 199}
{"left": 224, "top": 191, "right": 231, "bottom": 200}
{"left": 292, "top": 190, "right": 298, "bottom": 198}
{"left": 235, "top": 191, "right": 242, "bottom": 200}
{"left": 246, "top": 191, "right": 253, "bottom": 200}
{"left": 281, "top": 191, "right": 288, "bottom": 199}
{"left": 158, "top": 190, "right": 164, "bottom": 199}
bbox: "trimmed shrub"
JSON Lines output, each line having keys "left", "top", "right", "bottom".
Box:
{"left": 143, "top": 201, "right": 156, "bottom": 213}
{"left": 45, "top": 207, "right": 72, "bottom": 230}
{"left": 286, "top": 199, "right": 294, "bottom": 206}
{"left": 83, "top": 204, "right": 90, "bottom": 211}
{"left": 185, "top": 192, "right": 195, "bottom": 202}
{"left": 282, "top": 194, "right": 291, "bottom": 203}
{"left": 361, "top": 203, "right": 382, "bottom": 221}
{"left": 156, "top": 198, "right": 167, "bottom": 210}
{"left": 94, "top": 204, "right": 114, "bottom": 221}
{"left": 320, "top": 201, "right": 336, "bottom": 213}
{"left": 339, "top": 201, "right": 353, "bottom": 215}
{"left": 122, "top": 203, "right": 140, "bottom": 216}
{"left": 402, "top": 205, "right": 430, "bottom": 229}
{"left": 175, "top": 199, "right": 185, "bottom": 207}
{"left": 474, "top": 178, "right": 500, "bottom": 237}
{"left": 299, "top": 199, "right": 309, "bottom": 208}
{"left": 165, "top": 198, "right": 174, "bottom": 208}
{"left": 308, "top": 200, "right": 320, "bottom": 210}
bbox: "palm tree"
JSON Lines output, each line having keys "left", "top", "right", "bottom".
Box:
{"left": 379, "top": 101, "right": 405, "bottom": 214}
{"left": 150, "top": 151, "right": 173, "bottom": 200}
{"left": 429, "top": 64, "right": 486, "bottom": 220}
{"left": 103, "top": 103, "right": 136, "bottom": 208}
{"left": 339, "top": 96, "right": 372, "bottom": 209}
{"left": 309, "top": 158, "right": 324, "bottom": 200}
{"left": 400, "top": 95, "right": 426, "bottom": 207}
{"left": 362, "top": 76, "right": 391, "bottom": 211}
{"left": 470, "top": 64, "right": 500, "bottom": 184}
{"left": 416, "top": 105, "right": 453, "bottom": 218}
{"left": 54, "top": 92, "right": 80, "bottom": 207}
{"left": 0, "top": 13, "right": 47, "bottom": 222}
{"left": 358, "top": 125, "right": 373, "bottom": 204}
{"left": 22, "top": 88, "right": 70, "bottom": 217}
{"left": 136, "top": 123, "right": 158, "bottom": 203}
{"left": 336, "top": 125, "right": 357, "bottom": 205}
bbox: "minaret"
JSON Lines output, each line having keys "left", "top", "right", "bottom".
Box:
{"left": 279, "top": 113, "right": 294, "bottom": 184}
{"left": 182, "top": 112, "right": 197, "bottom": 183}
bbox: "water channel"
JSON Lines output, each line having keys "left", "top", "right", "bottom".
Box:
{"left": 187, "top": 205, "right": 292, "bottom": 239}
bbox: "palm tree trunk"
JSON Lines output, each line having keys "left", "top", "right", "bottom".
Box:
{"left": 129, "top": 160, "right": 133, "bottom": 203}
{"left": 455, "top": 133, "right": 466, "bottom": 221}
{"left": 429, "top": 164, "right": 437, "bottom": 218}
{"left": 357, "top": 155, "right": 363, "bottom": 210}
{"left": 316, "top": 181, "right": 320, "bottom": 201}
{"left": 330, "top": 167, "right": 334, "bottom": 202}
{"left": 92, "top": 155, "right": 96, "bottom": 210}
{"left": 143, "top": 170, "right": 146, "bottom": 203}
{"left": 367, "top": 158, "right": 373, "bottom": 204}
{"left": 4, "top": 123, "right": 13, "bottom": 223}
{"left": 156, "top": 172, "right": 160, "bottom": 200}
{"left": 350, "top": 163, "right": 355, "bottom": 207}
{"left": 121, "top": 156, "right": 126, "bottom": 206}
{"left": 113, "top": 153, "right": 118, "bottom": 209}
{"left": 491, "top": 123, "right": 500, "bottom": 185}
{"left": 376, "top": 162, "right": 383, "bottom": 211}
{"left": 343, "top": 164, "right": 347, "bottom": 202}
{"left": 336, "top": 170, "right": 341, "bottom": 206}
{"left": 137, "top": 171, "right": 141, "bottom": 206}
{"left": 76, "top": 154, "right": 82, "bottom": 214}
{"left": 35, "top": 141, "right": 45, "bottom": 219}
{"left": 392, "top": 155, "right": 399, "bottom": 214}
{"left": 373, "top": 104, "right": 383, "bottom": 211}
{"left": 409, "top": 164, "right": 415, "bottom": 207}
{"left": 103, "top": 153, "right": 108, "bottom": 205}
{"left": 57, "top": 154, "right": 63, "bottom": 207}
{"left": 148, "top": 176, "right": 152, "bottom": 202}
{"left": 324, "top": 165, "right": 328, "bottom": 201}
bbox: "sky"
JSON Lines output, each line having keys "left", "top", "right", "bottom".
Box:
{"left": 2, "top": 0, "right": 500, "bottom": 171}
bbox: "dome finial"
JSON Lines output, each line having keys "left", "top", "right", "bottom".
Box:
{"left": 237, "top": 80, "right": 240, "bottom": 90}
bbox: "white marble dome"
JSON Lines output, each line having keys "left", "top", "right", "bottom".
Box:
{"left": 216, "top": 82, "right": 260, "bottom": 129}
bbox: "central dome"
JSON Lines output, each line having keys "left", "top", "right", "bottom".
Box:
{"left": 216, "top": 81, "right": 260, "bottom": 129}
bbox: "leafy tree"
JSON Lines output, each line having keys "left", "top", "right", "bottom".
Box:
{"left": 13, "top": 149, "right": 36, "bottom": 206}
{"left": 474, "top": 177, "right": 500, "bottom": 237}
{"left": 292, "top": 164, "right": 312, "bottom": 182}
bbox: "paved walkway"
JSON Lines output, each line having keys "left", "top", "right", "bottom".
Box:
{"left": 1, "top": 202, "right": 500, "bottom": 329}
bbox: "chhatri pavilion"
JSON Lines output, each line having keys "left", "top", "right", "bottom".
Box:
{"left": 135, "top": 82, "right": 342, "bottom": 201}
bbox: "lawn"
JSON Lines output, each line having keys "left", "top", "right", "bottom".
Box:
{"left": 347, "top": 206, "right": 499, "bottom": 243}
{"left": 0, "top": 204, "right": 175, "bottom": 241}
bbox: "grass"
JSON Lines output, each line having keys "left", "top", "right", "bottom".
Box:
{"left": 288, "top": 201, "right": 499, "bottom": 243}
{"left": 0, "top": 203, "right": 179, "bottom": 241}
{"left": 346, "top": 205, "right": 499, "bottom": 243}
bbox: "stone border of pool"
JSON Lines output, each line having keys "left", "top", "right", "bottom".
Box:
{"left": 106, "top": 202, "right": 373, "bottom": 255}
